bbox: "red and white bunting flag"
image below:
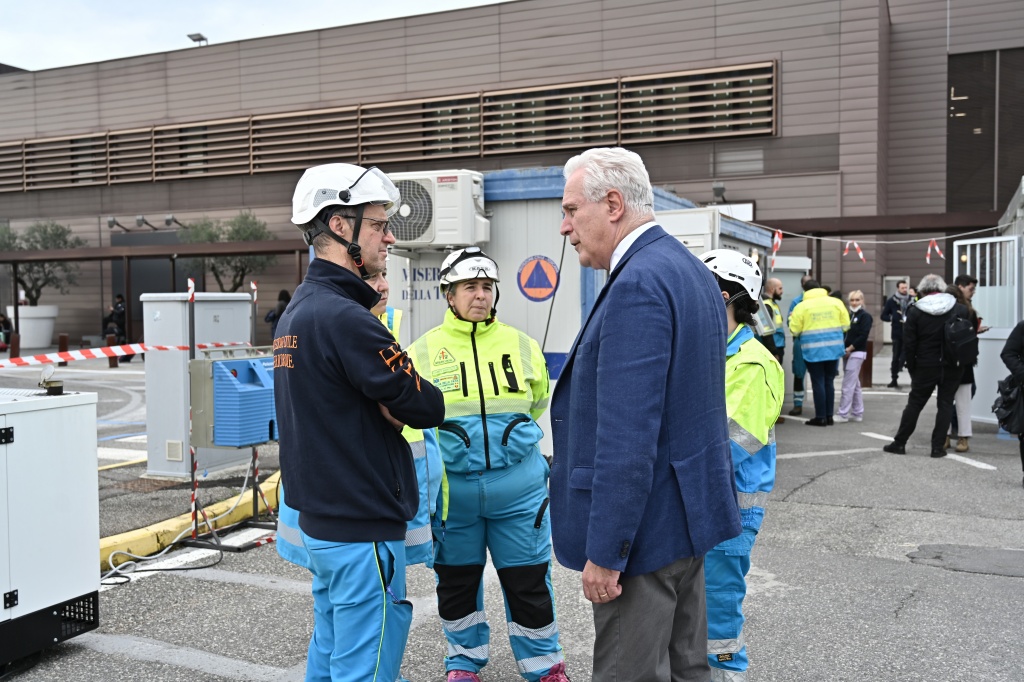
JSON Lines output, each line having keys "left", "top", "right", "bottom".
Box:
{"left": 926, "top": 239, "right": 945, "bottom": 264}
{"left": 842, "top": 241, "right": 866, "bottom": 262}
{"left": 770, "top": 230, "right": 783, "bottom": 271}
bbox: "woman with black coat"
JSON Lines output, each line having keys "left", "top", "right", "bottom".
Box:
{"left": 835, "top": 290, "right": 872, "bottom": 422}
{"left": 1000, "top": 319, "right": 1024, "bottom": 487}
{"left": 946, "top": 285, "right": 977, "bottom": 452}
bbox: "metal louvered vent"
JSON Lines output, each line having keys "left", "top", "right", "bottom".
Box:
{"left": 0, "top": 61, "right": 774, "bottom": 193}
{"left": 390, "top": 179, "right": 434, "bottom": 243}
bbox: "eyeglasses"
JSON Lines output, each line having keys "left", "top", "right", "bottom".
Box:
{"left": 339, "top": 215, "right": 391, "bottom": 235}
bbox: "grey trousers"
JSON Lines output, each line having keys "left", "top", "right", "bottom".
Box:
{"left": 592, "top": 556, "right": 710, "bottom": 682}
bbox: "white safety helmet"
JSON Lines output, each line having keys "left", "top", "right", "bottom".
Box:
{"left": 699, "top": 249, "right": 763, "bottom": 301}
{"left": 439, "top": 247, "right": 500, "bottom": 293}
{"left": 290, "top": 163, "right": 400, "bottom": 227}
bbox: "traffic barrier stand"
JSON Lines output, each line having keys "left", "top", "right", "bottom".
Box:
{"left": 179, "top": 278, "right": 276, "bottom": 553}
{"left": 178, "top": 420, "right": 277, "bottom": 554}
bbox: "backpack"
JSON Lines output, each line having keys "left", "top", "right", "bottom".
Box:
{"left": 992, "top": 376, "right": 1024, "bottom": 434}
{"left": 943, "top": 310, "right": 978, "bottom": 368}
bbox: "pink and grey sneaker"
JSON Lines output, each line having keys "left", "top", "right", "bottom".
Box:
{"left": 447, "top": 671, "right": 481, "bottom": 682}
{"left": 539, "top": 662, "right": 571, "bottom": 682}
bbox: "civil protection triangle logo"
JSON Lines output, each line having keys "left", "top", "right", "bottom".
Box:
{"left": 434, "top": 348, "right": 457, "bottom": 366}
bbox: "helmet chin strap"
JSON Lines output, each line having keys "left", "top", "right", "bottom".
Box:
{"left": 725, "top": 290, "right": 750, "bottom": 308}
{"left": 304, "top": 205, "right": 370, "bottom": 278}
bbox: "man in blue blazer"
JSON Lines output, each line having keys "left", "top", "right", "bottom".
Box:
{"left": 551, "top": 147, "right": 742, "bottom": 681}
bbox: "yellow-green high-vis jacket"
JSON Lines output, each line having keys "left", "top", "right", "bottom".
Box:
{"left": 409, "top": 309, "right": 549, "bottom": 474}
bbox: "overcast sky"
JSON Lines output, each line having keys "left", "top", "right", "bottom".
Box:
{"left": 0, "top": 0, "right": 511, "bottom": 71}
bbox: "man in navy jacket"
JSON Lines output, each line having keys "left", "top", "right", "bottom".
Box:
{"left": 276, "top": 163, "right": 445, "bottom": 682}
{"left": 551, "top": 147, "right": 741, "bottom": 681}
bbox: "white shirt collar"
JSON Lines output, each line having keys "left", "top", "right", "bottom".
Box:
{"left": 610, "top": 220, "right": 658, "bottom": 273}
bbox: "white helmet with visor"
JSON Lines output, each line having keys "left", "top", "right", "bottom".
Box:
{"left": 290, "top": 163, "right": 400, "bottom": 278}
{"left": 699, "top": 249, "right": 763, "bottom": 301}
{"left": 291, "top": 163, "right": 399, "bottom": 227}
{"left": 439, "top": 247, "right": 500, "bottom": 293}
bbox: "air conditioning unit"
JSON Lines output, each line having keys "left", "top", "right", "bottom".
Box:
{"left": 388, "top": 170, "right": 490, "bottom": 249}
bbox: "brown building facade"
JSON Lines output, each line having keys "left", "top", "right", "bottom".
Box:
{"left": 0, "top": 0, "right": 1021, "bottom": 346}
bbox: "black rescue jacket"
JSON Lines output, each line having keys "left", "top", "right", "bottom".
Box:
{"left": 274, "top": 259, "right": 445, "bottom": 543}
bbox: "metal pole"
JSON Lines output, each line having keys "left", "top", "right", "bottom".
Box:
{"left": 250, "top": 280, "right": 257, "bottom": 346}
{"left": 188, "top": 277, "right": 196, "bottom": 361}
{"left": 123, "top": 256, "right": 133, "bottom": 344}
{"left": 251, "top": 447, "right": 260, "bottom": 520}
{"left": 11, "top": 262, "right": 19, "bottom": 335}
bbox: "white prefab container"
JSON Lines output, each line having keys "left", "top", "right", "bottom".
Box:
{"left": 388, "top": 168, "right": 775, "bottom": 457}
{"left": 0, "top": 389, "right": 99, "bottom": 666}
{"left": 140, "top": 293, "right": 254, "bottom": 478}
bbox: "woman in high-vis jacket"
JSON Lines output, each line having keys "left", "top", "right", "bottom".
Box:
{"left": 408, "top": 247, "right": 568, "bottom": 682}
{"left": 700, "top": 250, "right": 785, "bottom": 682}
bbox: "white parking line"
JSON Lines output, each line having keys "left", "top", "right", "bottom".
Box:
{"left": 861, "top": 432, "right": 894, "bottom": 442}
{"left": 117, "top": 434, "right": 148, "bottom": 443}
{"left": 74, "top": 632, "right": 296, "bottom": 681}
{"left": 945, "top": 453, "right": 997, "bottom": 470}
{"left": 97, "top": 446, "right": 145, "bottom": 461}
{"left": 778, "top": 447, "right": 880, "bottom": 460}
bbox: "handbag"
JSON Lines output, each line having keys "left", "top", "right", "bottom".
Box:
{"left": 992, "top": 376, "right": 1024, "bottom": 434}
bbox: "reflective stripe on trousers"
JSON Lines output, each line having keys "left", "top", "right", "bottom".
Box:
{"left": 728, "top": 418, "right": 763, "bottom": 456}
{"left": 710, "top": 667, "right": 747, "bottom": 681}
{"left": 737, "top": 491, "right": 769, "bottom": 510}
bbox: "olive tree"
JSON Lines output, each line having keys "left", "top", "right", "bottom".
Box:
{"left": 0, "top": 221, "right": 87, "bottom": 305}
{"left": 177, "top": 212, "right": 277, "bottom": 292}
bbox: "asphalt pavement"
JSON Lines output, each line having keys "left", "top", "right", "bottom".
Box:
{"left": 1, "top": 348, "right": 1022, "bottom": 681}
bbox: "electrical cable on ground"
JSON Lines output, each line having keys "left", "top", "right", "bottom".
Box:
{"left": 100, "top": 456, "right": 274, "bottom": 587}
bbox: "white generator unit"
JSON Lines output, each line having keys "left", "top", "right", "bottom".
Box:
{"left": 0, "top": 388, "right": 99, "bottom": 667}
{"left": 388, "top": 170, "right": 490, "bottom": 248}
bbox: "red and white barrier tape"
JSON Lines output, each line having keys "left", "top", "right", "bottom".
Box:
{"left": 926, "top": 239, "right": 945, "bottom": 264}
{"left": 0, "top": 341, "right": 250, "bottom": 370}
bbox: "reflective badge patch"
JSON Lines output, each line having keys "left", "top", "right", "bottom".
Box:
{"left": 433, "top": 373, "right": 461, "bottom": 393}
{"left": 434, "top": 348, "right": 457, "bottom": 366}
{"left": 717, "top": 654, "right": 734, "bottom": 663}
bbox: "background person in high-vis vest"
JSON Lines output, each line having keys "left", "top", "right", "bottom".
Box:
{"left": 408, "top": 247, "right": 569, "bottom": 682}
{"left": 789, "top": 279, "right": 851, "bottom": 426}
{"left": 787, "top": 275, "right": 813, "bottom": 416}
{"left": 699, "top": 250, "right": 784, "bottom": 682}
{"left": 275, "top": 263, "right": 446, "bottom": 682}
